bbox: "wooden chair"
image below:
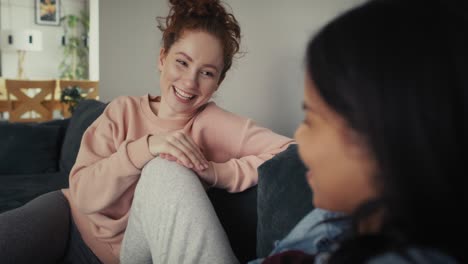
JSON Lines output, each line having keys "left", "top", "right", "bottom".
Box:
{"left": 58, "top": 80, "right": 99, "bottom": 99}
{"left": 5, "top": 79, "right": 57, "bottom": 123}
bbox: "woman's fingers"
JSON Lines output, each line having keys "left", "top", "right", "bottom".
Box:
{"left": 176, "top": 133, "right": 208, "bottom": 169}
{"left": 168, "top": 132, "right": 207, "bottom": 170}
{"left": 148, "top": 131, "right": 208, "bottom": 170}
{"left": 160, "top": 153, "right": 177, "bottom": 161}
{"left": 164, "top": 141, "right": 195, "bottom": 168}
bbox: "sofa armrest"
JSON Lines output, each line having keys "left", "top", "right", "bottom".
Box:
{"left": 256, "top": 144, "right": 313, "bottom": 257}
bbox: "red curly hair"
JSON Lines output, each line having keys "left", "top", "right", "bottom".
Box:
{"left": 157, "top": 0, "right": 241, "bottom": 83}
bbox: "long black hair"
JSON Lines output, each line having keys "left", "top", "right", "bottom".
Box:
{"left": 306, "top": 0, "right": 467, "bottom": 261}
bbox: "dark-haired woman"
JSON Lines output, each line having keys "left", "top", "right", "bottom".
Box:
{"left": 251, "top": 0, "right": 467, "bottom": 263}
{"left": 0, "top": 0, "right": 293, "bottom": 263}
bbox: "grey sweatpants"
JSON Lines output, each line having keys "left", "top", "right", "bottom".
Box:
{"left": 120, "top": 157, "right": 239, "bottom": 264}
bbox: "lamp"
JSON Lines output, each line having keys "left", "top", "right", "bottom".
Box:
{"left": 1, "top": 29, "right": 43, "bottom": 79}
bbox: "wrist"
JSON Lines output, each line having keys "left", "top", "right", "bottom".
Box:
{"left": 147, "top": 135, "right": 159, "bottom": 157}
{"left": 198, "top": 162, "right": 216, "bottom": 186}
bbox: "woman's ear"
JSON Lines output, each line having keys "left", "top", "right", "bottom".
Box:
{"left": 158, "top": 48, "right": 166, "bottom": 72}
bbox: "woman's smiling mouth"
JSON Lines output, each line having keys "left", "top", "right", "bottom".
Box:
{"left": 173, "top": 86, "right": 196, "bottom": 101}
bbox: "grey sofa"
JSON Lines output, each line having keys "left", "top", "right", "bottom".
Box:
{"left": 0, "top": 99, "right": 313, "bottom": 263}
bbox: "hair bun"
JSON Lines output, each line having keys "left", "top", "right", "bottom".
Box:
{"left": 169, "top": 0, "right": 225, "bottom": 18}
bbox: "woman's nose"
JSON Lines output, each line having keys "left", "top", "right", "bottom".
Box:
{"left": 181, "top": 72, "right": 198, "bottom": 90}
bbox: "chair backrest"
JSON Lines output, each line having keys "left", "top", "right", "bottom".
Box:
{"left": 5, "top": 79, "right": 57, "bottom": 123}
{"left": 59, "top": 80, "right": 99, "bottom": 99}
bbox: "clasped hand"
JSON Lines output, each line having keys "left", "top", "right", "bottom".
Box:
{"left": 148, "top": 131, "right": 209, "bottom": 172}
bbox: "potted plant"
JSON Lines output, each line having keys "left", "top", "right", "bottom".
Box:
{"left": 60, "top": 85, "right": 88, "bottom": 115}
{"left": 59, "top": 11, "right": 89, "bottom": 80}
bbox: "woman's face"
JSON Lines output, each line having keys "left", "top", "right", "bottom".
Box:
{"left": 294, "top": 74, "right": 379, "bottom": 214}
{"left": 158, "top": 30, "right": 224, "bottom": 118}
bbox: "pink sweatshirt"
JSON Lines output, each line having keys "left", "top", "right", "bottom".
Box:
{"left": 62, "top": 94, "right": 294, "bottom": 263}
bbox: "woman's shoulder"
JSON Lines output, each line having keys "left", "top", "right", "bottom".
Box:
{"left": 97, "top": 95, "right": 147, "bottom": 123}
{"left": 195, "top": 101, "right": 249, "bottom": 124}
{"left": 367, "top": 248, "right": 458, "bottom": 264}
{"left": 198, "top": 101, "right": 237, "bottom": 115}
{"left": 107, "top": 95, "right": 142, "bottom": 108}
{"left": 102, "top": 95, "right": 147, "bottom": 115}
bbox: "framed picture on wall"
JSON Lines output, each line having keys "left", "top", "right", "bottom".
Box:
{"left": 35, "top": 0, "right": 61, "bottom": 26}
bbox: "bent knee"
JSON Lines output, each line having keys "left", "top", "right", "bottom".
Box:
{"left": 139, "top": 157, "right": 199, "bottom": 187}
{"left": 133, "top": 157, "right": 204, "bottom": 205}
{"left": 142, "top": 157, "right": 194, "bottom": 174}
{"left": 143, "top": 157, "right": 194, "bottom": 176}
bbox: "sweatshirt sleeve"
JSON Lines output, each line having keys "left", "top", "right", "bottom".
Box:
{"left": 68, "top": 97, "right": 155, "bottom": 214}
{"left": 192, "top": 104, "right": 295, "bottom": 193}
{"left": 210, "top": 119, "right": 294, "bottom": 192}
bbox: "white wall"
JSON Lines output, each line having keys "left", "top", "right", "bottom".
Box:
{"left": 100, "top": 0, "right": 367, "bottom": 137}
{"left": 99, "top": 0, "right": 161, "bottom": 99}
{"left": 0, "top": 0, "right": 88, "bottom": 79}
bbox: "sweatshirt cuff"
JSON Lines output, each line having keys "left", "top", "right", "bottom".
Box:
{"left": 210, "top": 162, "right": 230, "bottom": 189}
{"left": 126, "top": 135, "right": 155, "bottom": 169}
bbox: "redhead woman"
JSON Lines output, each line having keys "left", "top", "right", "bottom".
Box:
{"left": 0, "top": 1, "right": 293, "bottom": 263}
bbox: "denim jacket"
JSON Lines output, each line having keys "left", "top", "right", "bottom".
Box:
{"left": 249, "top": 208, "right": 458, "bottom": 264}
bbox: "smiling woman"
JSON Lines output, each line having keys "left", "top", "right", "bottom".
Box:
{"left": 0, "top": 0, "right": 294, "bottom": 263}
{"left": 156, "top": 31, "right": 224, "bottom": 119}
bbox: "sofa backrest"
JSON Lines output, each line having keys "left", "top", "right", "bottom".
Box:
{"left": 60, "top": 99, "right": 107, "bottom": 173}
{"left": 0, "top": 120, "right": 68, "bottom": 175}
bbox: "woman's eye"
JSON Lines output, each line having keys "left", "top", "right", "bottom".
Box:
{"left": 176, "top": 59, "right": 188, "bottom": 67}
{"left": 201, "top": 71, "right": 214, "bottom": 77}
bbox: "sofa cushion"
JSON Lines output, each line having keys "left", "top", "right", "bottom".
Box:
{"left": 60, "top": 99, "right": 106, "bottom": 173}
{"left": 0, "top": 122, "right": 64, "bottom": 175}
{"left": 0, "top": 172, "right": 68, "bottom": 213}
{"left": 208, "top": 186, "right": 257, "bottom": 263}
{"left": 256, "top": 144, "right": 313, "bottom": 257}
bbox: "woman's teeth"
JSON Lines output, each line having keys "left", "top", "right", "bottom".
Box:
{"left": 173, "top": 86, "right": 195, "bottom": 100}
